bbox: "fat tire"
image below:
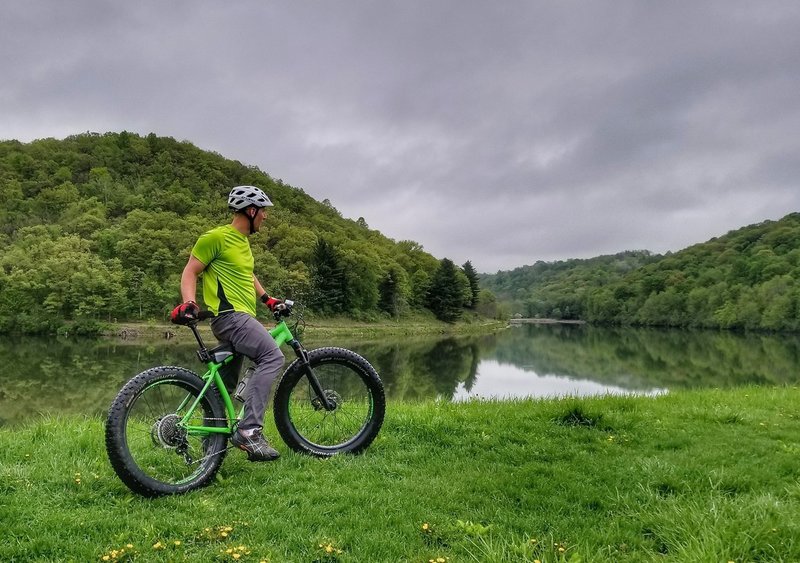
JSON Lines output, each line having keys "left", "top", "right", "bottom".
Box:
{"left": 105, "top": 366, "right": 228, "bottom": 497}
{"left": 274, "top": 347, "right": 385, "bottom": 456}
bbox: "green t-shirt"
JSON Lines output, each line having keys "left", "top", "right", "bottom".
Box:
{"left": 191, "top": 225, "right": 256, "bottom": 316}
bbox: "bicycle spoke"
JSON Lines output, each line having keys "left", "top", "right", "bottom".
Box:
{"left": 285, "top": 361, "right": 373, "bottom": 447}
{"left": 125, "top": 379, "right": 218, "bottom": 484}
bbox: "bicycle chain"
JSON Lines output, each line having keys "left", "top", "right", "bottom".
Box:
{"left": 186, "top": 444, "right": 237, "bottom": 467}
{"left": 175, "top": 421, "right": 238, "bottom": 466}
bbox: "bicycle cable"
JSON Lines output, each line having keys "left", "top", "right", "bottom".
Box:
{"left": 290, "top": 302, "right": 307, "bottom": 340}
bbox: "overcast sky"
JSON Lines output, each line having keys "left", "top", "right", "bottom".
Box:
{"left": 2, "top": 2, "right": 799, "bottom": 273}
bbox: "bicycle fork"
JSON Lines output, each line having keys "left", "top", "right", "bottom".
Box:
{"left": 289, "top": 340, "right": 336, "bottom": 411}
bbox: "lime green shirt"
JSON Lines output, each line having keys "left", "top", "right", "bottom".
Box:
{"left": 191, "top": 225, "right": 256, "bottom": 316}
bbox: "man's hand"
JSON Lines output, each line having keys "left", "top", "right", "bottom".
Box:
{"left": 171, "top": 301, "right": 199, "bottom": 325}
{"left": 261, "top": 295, "right": 289, "bottom": 315}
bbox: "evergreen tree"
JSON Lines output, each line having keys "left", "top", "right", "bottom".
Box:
{"left": 379, "top": 269, "right": 400, "bottom": 317}
{"left": 310, "top": 238, "right": 347, "bottom": 315}
{"left": 426, "top": 258, "right": 464, "bottom": 322}
{"left": 461, "top": 260, "right": 480, "bottom": 308}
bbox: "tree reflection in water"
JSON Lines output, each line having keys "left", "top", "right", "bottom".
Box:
{"left": 3, "top": 325, "right": 800, "bottom": 426}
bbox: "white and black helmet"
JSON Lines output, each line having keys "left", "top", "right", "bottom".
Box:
{"left": 227, "top": 185, "right": 273, "bottom": 211}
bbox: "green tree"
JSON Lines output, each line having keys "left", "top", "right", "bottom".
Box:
{"left": 427, "top": 258, "right": 464, "bottom": 323}
{"left": 461, "top": 260, "right": 480, "bottom": 308}
{"left": 310, "top": 239, "right": 347, "bottom": 315}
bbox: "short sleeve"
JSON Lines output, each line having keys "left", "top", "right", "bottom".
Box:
{"left": 191, "top": 229, "right": 223, "bottom": 266}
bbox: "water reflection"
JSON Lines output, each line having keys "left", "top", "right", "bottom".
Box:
{"left": 493, "top": 323, "right": 800, "bottom": 389}
{"left": 0, "top": 336, "right": 199, "bottom": 427}
{"left": 452, "top": 360, "right": 666, "bottom": 401}
{"left": 2, "top": 324, "right": 799, "bottom": 426}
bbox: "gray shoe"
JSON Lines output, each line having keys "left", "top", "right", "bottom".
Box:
{"left": 230, "top": 429, "right": 280, "bottom": 462}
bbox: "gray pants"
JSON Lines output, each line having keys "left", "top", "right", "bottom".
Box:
{"left": 210, "top": 312, "right": 285, "bottom": 432}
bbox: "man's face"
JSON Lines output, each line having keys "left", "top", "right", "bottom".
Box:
{"left": 252, "top": 207, "right": 267, "bottom": 232}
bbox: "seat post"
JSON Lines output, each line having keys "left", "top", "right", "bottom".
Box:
{"left": 189, "top": 322, "right": 208, "bottom": 356}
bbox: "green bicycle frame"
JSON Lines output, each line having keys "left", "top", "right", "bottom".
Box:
{"left": 179, "top": 319, "right": 297, "bottom": 436}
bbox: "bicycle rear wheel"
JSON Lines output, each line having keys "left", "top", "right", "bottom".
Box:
{"left": 274, "top": 347, "right": 385, "bottom": 456}
{"left": 105, "top": 367, "right": 228, "bottom": 497}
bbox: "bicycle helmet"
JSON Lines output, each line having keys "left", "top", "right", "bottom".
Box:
{"left": 227, "top": 185, "right": 273, "bottom": 210}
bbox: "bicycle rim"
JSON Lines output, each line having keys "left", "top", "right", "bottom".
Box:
{"left": 285, "top": 360, "right": 376, "bottom": 450}
{"left": 123, "top": 378, "right": 222, "bottom": 486}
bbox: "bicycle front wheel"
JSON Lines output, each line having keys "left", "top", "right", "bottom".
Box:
{"left": 105, "top": 367, "right": 228, "bottom": 497}
{"left": 274, "top": 347, "right": 385, "bottom": 456}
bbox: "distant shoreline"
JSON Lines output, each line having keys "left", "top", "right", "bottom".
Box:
{"left": 99, "top": 317, "right": 507, "bottom": 342}
{"left": 508, "top": 318, "right": 586, "bottom": 325}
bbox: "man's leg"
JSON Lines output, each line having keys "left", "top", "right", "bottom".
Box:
{"left": 211, "top": 312, "right": 285, "bottom": 461}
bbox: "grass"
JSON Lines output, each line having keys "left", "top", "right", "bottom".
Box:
{"left": 1, "top": 387, "right": 799, "bottom": 562}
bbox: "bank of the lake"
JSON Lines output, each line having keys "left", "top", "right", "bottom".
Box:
{"left": 100, "top": 314, "right": 506, "bottom": 342}
{"left": 2, "top": 387, "right": 797, "bottom": 562}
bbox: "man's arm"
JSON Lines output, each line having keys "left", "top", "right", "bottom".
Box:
{"left": 180, "top": 256, "right": 207, "bottom": 303}
{"left": 253, "top": 274, "right": 267, "bottom": 301}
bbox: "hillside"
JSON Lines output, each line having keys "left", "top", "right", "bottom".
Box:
{"left": 479, "top": 250, "right": 659, "bottom": 319}
{"left": 481, "top": 213, "right": 800, "bottom": 331}
{"left": 0, "top": 132, "right": 478, "bottom": 333}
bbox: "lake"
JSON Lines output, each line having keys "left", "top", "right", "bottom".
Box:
{"left": 2, "top": 323, "right": 799, "bottom": 427}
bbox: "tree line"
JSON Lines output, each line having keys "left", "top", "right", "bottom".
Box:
{"left": 0, "top": 132, "right": 499, "bottom": 334}
{"left": 481, "top": 213, "right": 800, "bottom": 332}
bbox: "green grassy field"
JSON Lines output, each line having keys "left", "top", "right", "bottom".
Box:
{"left": 1, "top": 387, "right": 798, "bottom": 562}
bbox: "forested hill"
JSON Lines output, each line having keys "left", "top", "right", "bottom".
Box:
{"left": 481, "top": 213, "right": 800, "bottom": 331}
{"left": 479, "top": 251, "right": 660, "bottom": 319}
{"left": 0, "top": 132, "right": 482, "bottom": 334}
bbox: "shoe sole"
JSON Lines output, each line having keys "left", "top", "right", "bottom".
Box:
{"left": 233, "top": 442, "right": 280, "bottom": 462}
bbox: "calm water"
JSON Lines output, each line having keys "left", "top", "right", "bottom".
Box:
{"left": 2, "top": 324, "right": 800, "bottom": 426}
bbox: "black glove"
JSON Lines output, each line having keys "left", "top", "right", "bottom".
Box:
{"left": 170, "top": 301, "right": 199, "bottom": 325}
{"left": 262, "top": 294, "right": 290, "bottom": 317}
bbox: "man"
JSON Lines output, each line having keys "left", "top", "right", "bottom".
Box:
{"left": 171, "top": 185, "right": 285, "bottom": 462}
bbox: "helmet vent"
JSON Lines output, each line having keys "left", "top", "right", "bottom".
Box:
{"left": 227, "top": 185, "right": 273, "bottom": 210}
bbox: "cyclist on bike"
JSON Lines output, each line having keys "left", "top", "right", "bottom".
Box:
{"left": 171, "top": 185, "right": 285, "bottom": 462}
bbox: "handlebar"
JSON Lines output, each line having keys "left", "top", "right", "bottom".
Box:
{"left": 177, "top": 299, "right": 304, "bottom": 361}
{"left": 197, "top": 310, "right": 216, "bottom": 321}
{"left": 186, "top": 299, "right": 295, "bottom": 325}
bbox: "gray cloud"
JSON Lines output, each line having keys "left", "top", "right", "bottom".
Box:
{"left": 3, "top": 1, "right": 800, "bottom": 272}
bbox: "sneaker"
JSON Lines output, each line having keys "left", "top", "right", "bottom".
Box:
{"left": 230, "top": 428, "right": 280, "bottom": 462}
